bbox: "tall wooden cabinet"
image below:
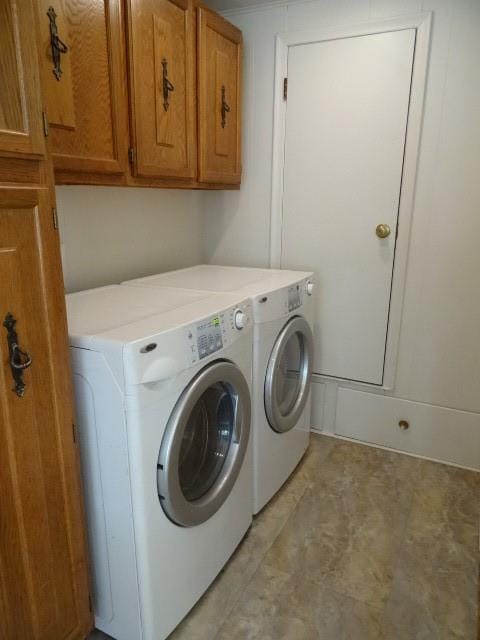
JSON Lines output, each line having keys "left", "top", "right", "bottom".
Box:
{"left": 36, "top": 0, "right": 243, "bottom": 188}
{"left": 0, "top": 2, "right": 92, "bottom": 639}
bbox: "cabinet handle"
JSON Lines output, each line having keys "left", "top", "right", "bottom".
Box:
{"left": 221, "top": 85, "right": 231, "bottom": 129}
{"left": 162, "top": 59, "right": 175, "bottom": 111}
{"left": 3, "top": 313, "right": 33, "bottom": 398}
{"left": 47, "top": 6, "right": 68, "bottom": 81}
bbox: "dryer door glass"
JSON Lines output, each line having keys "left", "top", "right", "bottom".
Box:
{"left": 276, "top": 333, "right": 303, "bottom": 416}
{"left": 157, "top": 361, "right": 251, "bottom": 527}
{"left": 265, "top": 316, "right": 314, "bottom": 433}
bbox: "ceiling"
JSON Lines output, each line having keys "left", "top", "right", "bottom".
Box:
{"left": 205, "top": 0, "right": 284, "bottom": 12}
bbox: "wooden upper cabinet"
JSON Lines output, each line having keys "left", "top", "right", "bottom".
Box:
{"left": 32, "top": 0, "right": 242, "bottom": 188}
{"left": 0, "top": 0, "right": 45, "bottom": 158}
{"left": 127, "top": 0, "right": 197, "bottom": 180}
{"left": 37, "top": 0, "right": 129, "bottom": 178}
{"left": 197, "top": 7, "right": 242, "bottom": 185}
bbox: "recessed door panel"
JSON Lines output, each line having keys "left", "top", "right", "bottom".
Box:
{"left": 37, "top": 0, "right": 129, "bottom": 176}
{"left": 129, "top": 0, "right": 196, "bottom": 179}
{"left": 281, "top": 29, "right": 416, "bottom": 384}
{"left": 0, "top": 0, "right": 45, "bottom": 157}
{"left": 198, "top": 8, "right": 242, "bottom": 184}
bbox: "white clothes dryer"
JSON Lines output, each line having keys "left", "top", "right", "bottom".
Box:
{"left": 122, "top": 265, "right": 315, "bottom": 513}
{"left": 66, "top": 284, "right": 253, "bottom": 640}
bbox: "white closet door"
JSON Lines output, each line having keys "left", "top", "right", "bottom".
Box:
{"left": 281, "top": 29, "right": 415, "bottom": 385}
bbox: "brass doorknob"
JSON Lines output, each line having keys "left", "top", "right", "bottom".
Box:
{"left": 376, "top": 223, "right": 391, "bottom": 239}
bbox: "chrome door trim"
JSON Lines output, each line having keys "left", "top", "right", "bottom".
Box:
{"left": 265, "top": 316, "right": 314, "bottom": 434}
{"left": 157, "top": 360, "right": 251, "bottom": 527}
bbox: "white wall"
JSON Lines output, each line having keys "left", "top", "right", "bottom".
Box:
{"left": 56, "top": 186, "right": 204, "bottom": 293}
{"left": 202, "top": 0, "right": 480, "bottom": 467}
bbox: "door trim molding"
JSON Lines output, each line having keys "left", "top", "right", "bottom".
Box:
{"left": 269, "top": 12, "right": 432, "bottom": 390}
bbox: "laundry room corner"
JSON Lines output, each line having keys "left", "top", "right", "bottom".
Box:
{"left": 56, "top": 186, "right": 206, "bottom": 293}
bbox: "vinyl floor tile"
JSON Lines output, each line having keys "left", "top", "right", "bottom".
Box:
{"left": 89, "top": 434, "right": 479, "bottom": 640}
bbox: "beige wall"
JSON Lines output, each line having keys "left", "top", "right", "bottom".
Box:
{"left": 56, "top": 186, "right": 204, "bottom": 293}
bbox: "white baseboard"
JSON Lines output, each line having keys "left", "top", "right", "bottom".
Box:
{"left": 328, "top": 388, "right": 480, "bottom": 471}
{"left": 311, "top": 429, "right": 479, "bottom": 473}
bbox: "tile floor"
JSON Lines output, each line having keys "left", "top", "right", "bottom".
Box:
{"left": 89, "top": 434, "right": 479, "bottom": 640}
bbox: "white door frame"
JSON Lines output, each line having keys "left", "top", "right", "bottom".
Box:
{"left": 270, "top": 12, "right": 432, "bottom": 390}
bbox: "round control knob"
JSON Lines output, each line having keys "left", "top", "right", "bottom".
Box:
{"left": 306, "top": 281, "right": 314, "bottom": 296}
{"left": 234, "top": 310, "right": 247, "bottom": 330}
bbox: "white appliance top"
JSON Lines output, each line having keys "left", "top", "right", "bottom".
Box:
{"left": 66, "top": 284, "right": 246, "bottom": 347}
{"left": 122, "top": 264, "right": 313, "bottom": 296}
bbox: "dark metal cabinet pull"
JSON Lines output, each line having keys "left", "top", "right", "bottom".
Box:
{"left": 47, "top": 6, "right": 68, "bottom": 81}
{"left": 3, "top": 313, "right": 32, "bottom": 398}
{"left": 221, "top": 85, "right": 230, "bottom": 128}
{"left": 162, "top": 59, "right": 174, "bottom": 111}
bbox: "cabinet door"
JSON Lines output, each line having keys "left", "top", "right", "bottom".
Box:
{"left": 0, "top": 188, "right": 92, "bottom": 640}
{"left": 128, "top": 0, "right": 197, "bottom": 180}
{"left": 37, "top": 0, "right": 129, "bottom": 178}
{"left": 0, "top": 0, "right": 45, "bottom": 157}
{"left": 197, "top": 8, "right": 242, "bottom": 185}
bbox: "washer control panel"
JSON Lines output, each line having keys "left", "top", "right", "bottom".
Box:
{"left": 196, "top": 315, "right": 224, "bottom": 360}
{"left": 186, "top": 300, "right": 251, "bottom": 364}
{"left": 287, "top": 283, "right": 303, "bottom": 312}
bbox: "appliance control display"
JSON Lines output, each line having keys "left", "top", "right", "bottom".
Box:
{"left": 288, "top": 284, "right": 302, "bottom": 312}
{"left": 196, "top": 316, "right": 224, "bottom": 359}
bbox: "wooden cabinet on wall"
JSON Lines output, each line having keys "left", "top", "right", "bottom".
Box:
{"left": 0, "top": 2, "right": 92, "bottom": 638}
{"left": 36, "top": 0, "right": 243, "bottom": 188}
{"left": 37, "top": 0, "right": 129, "bottom": 182}
{"left": 197, "top": 7, "right": 242, "bottom": 185}
{"left": 127, "top": 0, "right": 197, "bottom": 181}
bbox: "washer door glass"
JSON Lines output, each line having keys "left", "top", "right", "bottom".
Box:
{"left": 179, "top": 382, "right": 235, "bottom": 502}
{"left": 158, "top": 361, "right": 251, "bottom": 527}
{"left": 265, "top": 316, "right": 314, "bottom": 434}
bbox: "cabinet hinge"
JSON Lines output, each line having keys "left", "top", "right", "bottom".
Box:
{"left": 52, "top": 207, "right": 59, "bottom": 230}
{"left": 283, "top": 77, "right": 288, "bottom": 100}
{"left": 88, "top": 593, "right": 93, "bottom": 612}
{"left": 42, "top": 111, "right": 49, "bottom": 137}
{"left": 72, "top": 422, "right": 76, "bottom": 443}
{"left": 128, "top": 147, "right": 136, "bottom": 164}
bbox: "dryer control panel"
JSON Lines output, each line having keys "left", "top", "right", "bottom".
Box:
{"left": 251, "top": 276, "right": 314, "bottom": 324}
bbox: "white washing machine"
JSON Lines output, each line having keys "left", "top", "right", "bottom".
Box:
{"left": 122, "top": 265, "right": 315, "bottom": 513}
{"left": 66, "top": 284, "right": 253, "bottom": 640}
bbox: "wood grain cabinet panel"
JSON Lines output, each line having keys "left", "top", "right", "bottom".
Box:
{"left": 0, "top": 2, "right": 92, "bottom": 637}
{"left": 0, "top": 0, "right": 45, "bottom": 158}
{"left": 37, "top": 0, "right": 129, "bottom": 178}
{"left": 197, "top": 8, "right": 242, "bottom": 185}
{"left": 127, "top": 0, "right": 197, "bottom": 180}
{"left": 0, "top": 188, "right": 92, "bottom": 640}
